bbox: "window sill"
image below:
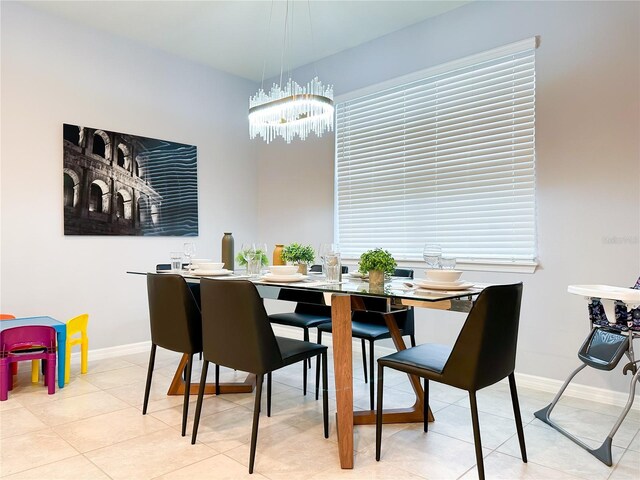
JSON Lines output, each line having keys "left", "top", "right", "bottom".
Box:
{"left": 342, "top": 258, "right": 538, "bottom": 274}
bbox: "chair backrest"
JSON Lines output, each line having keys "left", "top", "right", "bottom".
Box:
{"left": 310, "top": 264, "right": 348, "bottom": 274}
{"left": 443, "top": 283, "right": 523, "bottom": 391}
{"left": 146, "top": 274, "right": 202, "bottom": 354}
{"left": 588, "top": 276, "right": 640, "bottom": 332}
{"left": 200, "top": 279, "right": 283, "bottom": 375}
{"left": 277, "top": 288, "right": 331, "bottom": 316}
{"left": 67, "top": 313, "right": 89, "bottom": 339}
{"left": 393, "top": 268, "right": 414, "bottom": 279}
{"left": 1, "top": 325, "right": 56, "bottom": 354}
{"left": 0, "top": 314, "right": 16, "bottom": 320}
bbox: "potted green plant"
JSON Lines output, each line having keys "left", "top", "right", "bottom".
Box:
{"left": 281, "top": 243, "right": 315, "bottom": 274}
{"left": 359, "top": 248, "right": 397, "bottom": 288}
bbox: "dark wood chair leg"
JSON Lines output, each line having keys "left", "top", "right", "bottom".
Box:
{"left": 142, "top": 344, "right": 157, "bottom": 415}
{"left": 191, "top": 360, "right": 209, "bottom": 444}
{"left": 267, "top": 372, "right": 272, "bottom": 417}
{"left": 361, "top": 338, "right": 368, "bottom": 384}
{"left": 182, "top": 354, "right": 193, "bottom": 436}
{"left": 215, "top": 364, "right": 220, "bottom": 395}
{"left": 249, "top": 374, "right": 264, "bottom": 474}
{"left": 315, "top": 330, "right": 322, "bottom": 400}
{"left": 322, "top": 352, "right": 329, "bottom": 438}
{"left": 303, "top": 327, "right": 311, "bottom": 368}
{"left": 375, "top": 362, "right": 384, "bottom": 461}
{"left": 424, "top": 378, "right": 429, "bottom": 432}
{"left": 369, "top": 340, "right": 375, "bottom": 411}
{"left": 469, "top": 391, "right": 485, "bottom": 480}
{"left": 508, "top": 373, "right": 528, "bottom": 463}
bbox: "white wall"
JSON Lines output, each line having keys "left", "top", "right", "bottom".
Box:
{"left": 257, "top": 1, "right": 640, "bottom": 393}
{"left": 0, "top": 3, "right": 259, "bottom": 348}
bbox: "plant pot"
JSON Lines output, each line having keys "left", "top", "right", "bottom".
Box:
{"left": 368, "top": 270, "right": 384, "bottom": 289}
{"left": 297, "top": 263, "right": 308, "bottom": 275}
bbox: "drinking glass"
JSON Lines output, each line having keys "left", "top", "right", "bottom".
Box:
{"left": 183, "top": 242, "right": 196, "bottom": 271}
{"left": 422, "top": 243, "right": 442, "bottom": 269}
{"left": 318, "top": 243, "right": 339, "bottom": 276}
{"left": 170, "top": 252, "right": 183, "bottom": 272}
{"left": 241, "top": 243, "right": 267, "bottom": 277}
{"left": 440, "top": 256, "right": 457, "bottom": 269}
{"left": 325, "top": 253, "right": 342, "bottom": 283}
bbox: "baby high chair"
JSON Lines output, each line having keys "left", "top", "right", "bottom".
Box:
{"left": 534, "top": 278, "right": 640, "bottom": 466}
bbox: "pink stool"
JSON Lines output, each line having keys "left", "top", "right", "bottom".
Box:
{"left": 0, "top": 325, "right": 57, "bottom": 401}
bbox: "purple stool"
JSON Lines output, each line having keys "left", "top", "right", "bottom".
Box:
{"left": 0, "top": 325, "right": 57, "bottom": 400}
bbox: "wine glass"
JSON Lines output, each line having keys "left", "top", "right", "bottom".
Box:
{"left": 422, "top": 243, "right": 442, "bottom": 269}
{"left": 183, "top": 242, "right": 196, "bottom": 271}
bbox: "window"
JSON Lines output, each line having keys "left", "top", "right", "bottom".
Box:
{"left": 335, "top": 38, "right": 538, "bottom": 265}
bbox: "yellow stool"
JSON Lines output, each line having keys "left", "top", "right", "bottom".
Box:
{"left": 64, "top": 314, "right": 89, "bottom": 384}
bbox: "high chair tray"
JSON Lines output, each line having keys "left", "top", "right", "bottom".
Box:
{"left": 568, "top": 284, "right": 640, "bottom": 303}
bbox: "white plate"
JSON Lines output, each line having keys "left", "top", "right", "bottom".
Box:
{"left": 191, "top": 269, "right": 233, "bottom": 276}
{"left": 262, "top": 273, "right": 307, "bottom": 283}
{"left": 347, "top": 272, "right": 368, "bottom": 279}
{"left": 415, "top": 278, "right": 465, "bottom": 287}
{"left": 414, "top": 279, "right": 475, "bottom": 290}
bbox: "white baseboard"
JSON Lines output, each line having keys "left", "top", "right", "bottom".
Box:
{"left": 78, "top": 341, "right": 150, "bottom": 362}
{"left": 514, "top": 371, "right": 640, "bottom": 411}
{"left": 82, "top": 328, "right": 639, "bottom": 411}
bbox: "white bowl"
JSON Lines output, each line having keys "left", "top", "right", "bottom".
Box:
{"left": 190, "top": 259, "right": 212, "bottom": 267}
{"left": 425, "top": 269, "right": 463, "bottom": 283}
{"left": 196, "top": 262, "right": 225, "bottom": 271}
{"left": 269, "top": 265, "right": 298, "bottom": 276}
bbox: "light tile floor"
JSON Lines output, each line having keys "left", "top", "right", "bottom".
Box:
{"left": 1, "top": 348, "right": 638, "bottom": 479}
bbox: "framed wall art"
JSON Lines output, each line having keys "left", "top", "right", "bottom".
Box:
{"left": 63, "top": 124, "right": 198, "bottom": 236}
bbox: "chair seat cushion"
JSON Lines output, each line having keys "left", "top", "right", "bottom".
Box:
{"left": 378, "top": 343, "right": 452, "bottom": 376}
{"left": 317, "top": 320, "right": 400, "bottom": 341}
{"left": 269, "top": 312, "right": 331, "bottom": 329}
{"left": 276, "top": 337, "right": 327, "bottom": 367}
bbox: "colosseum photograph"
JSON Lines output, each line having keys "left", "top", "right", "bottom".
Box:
{"left": 63, "top": 124, "right": 198, "bottom": 236}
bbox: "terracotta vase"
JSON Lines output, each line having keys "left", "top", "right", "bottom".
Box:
{"left": 273, "top": 244, "right": 285, "bottom": 265}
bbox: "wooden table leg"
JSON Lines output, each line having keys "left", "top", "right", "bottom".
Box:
{"left": 166, "top": 354, "right": 256, "bottom": 395}
{"left": 352, "top": 311, "right": 433, "bottom": 425}
{"left": 332, "top": 294, "right": 354, "bottom": 469}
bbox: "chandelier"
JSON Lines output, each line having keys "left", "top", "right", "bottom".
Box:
{"left": 249, "top": 2, "right": 334, "bottom": 144}
{"left": 249, "top": 77, "right": 333, "bottom": 144}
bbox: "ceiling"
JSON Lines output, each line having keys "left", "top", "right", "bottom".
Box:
{"left": 25, "top": 0, "right": 470, "bottom": 82}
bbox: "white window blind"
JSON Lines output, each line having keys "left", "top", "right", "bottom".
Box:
{"left": 336, "top": 38, "right": 537, "bottom": 262}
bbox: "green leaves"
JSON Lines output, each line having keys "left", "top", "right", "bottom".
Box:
{"left": 281, "top": 243, "right": 315, "bottom": 264}
{"left": 358, "top": 248, "right": 397, "bottom": 275}
{"left": 236, "top": 249, "right": 269, "bottom": 266}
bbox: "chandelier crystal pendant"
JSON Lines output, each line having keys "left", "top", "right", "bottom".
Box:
{"left": 249, "top": 77, "right": 334, "bottom": 144}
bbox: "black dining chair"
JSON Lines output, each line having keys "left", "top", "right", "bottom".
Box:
{"left": 268, "top": 264, "right": 348, "bottom": 395}
{"left": 192, "top": 279, "right": 329, "bottom": 474}
{"left": 268, "top": 289, "right": 331, "bottom": 395}
{"left": 375, "top": 283, "right": 527, "bottom": 480}
{"left": 144, "top": 273, "right": 203, "bottom": 437}
{"left": 315, "top": 268, "right": 416, "bottom": 409}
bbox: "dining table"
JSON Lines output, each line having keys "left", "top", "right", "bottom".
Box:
{"left": 0, "top": 316, "right": 67, "bottom": 389}
{"left": 128, "top": 268, "right": 487, "bottom": 469}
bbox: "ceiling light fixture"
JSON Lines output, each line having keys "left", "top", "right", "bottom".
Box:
{"left": 249, "top": 1, "right": 334, "bottom": 144}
